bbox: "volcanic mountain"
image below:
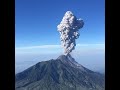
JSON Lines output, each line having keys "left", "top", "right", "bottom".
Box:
{"left": 15, "top": 55, "right": 105, "bottom": 90}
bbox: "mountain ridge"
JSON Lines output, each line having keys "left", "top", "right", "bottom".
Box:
{"left": 15, "top": 55, "right": 105, "bottom": 90}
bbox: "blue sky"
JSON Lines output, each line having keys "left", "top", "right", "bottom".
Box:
{"left": 15, "top": 0, "right": 105, "bottom": 73}
{"left": 15, "top": 0, "right": 105, "bottom": 47}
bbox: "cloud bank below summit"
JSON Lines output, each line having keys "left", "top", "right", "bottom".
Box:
{"left": 15, "top": 44, "right": 105, "bottom": 74}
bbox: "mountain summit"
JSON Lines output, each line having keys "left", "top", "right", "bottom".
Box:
{"left": 15, "top": 55, "right": 105, "bottom": 90}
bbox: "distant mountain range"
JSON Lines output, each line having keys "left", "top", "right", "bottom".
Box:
{"left": 15, "top": 55, "right": 105, "bottom": 90}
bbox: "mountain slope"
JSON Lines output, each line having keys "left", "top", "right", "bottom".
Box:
{"left": 15, "top": 55, "right": 105, "bottom": 90}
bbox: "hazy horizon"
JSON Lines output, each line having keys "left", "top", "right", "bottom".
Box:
{"left": 15, "top": 44, "right": 105, "bottom": 74}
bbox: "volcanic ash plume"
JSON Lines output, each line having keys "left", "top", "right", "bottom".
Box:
{"left": 57, "top": 11, "right": 84, "bottom": 55}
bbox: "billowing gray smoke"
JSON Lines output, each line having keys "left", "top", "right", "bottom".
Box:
{"left": 57, "top": 11, "right": 84, "bottom": 55}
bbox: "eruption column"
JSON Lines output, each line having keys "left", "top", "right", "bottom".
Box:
{"left": 57, "top": 11, "right": 84, "bottom": 55}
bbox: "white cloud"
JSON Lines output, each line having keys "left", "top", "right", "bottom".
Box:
{"left": 16, "top": 45, "right": 61, "bottom": 50}
{"left": 16, "top": 43, "right": 104, "bottom": 50}
{"left": 15, "top": 44, "right": 105, "bottom": 54}
{"left": 77, "top": 43, "right": 104, "bottom": 46}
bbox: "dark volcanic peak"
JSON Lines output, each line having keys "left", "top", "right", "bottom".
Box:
{"left": 57, "top": 54, "right": 89, "bottom": 72}
{"left": 57, "top": 54, "right": 75, "bottom": 63}
{"left": 15, "top": 55, "right": 105, "bottom": 90}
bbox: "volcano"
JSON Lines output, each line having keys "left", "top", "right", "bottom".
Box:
{"left": 15, "top": 55, "right": 105, "bottom": 90}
